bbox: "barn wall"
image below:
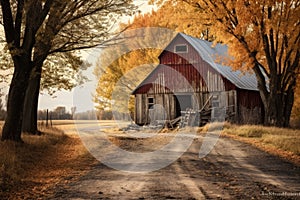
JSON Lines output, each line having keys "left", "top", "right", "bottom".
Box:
{"left": 134, "top": 93, "right": 175, "bottom": 125}
{"left": 134, "top": 90, "right": 239, "bottom": 125}
{"left": 133, "top": 62, "right": 235, "bottom": 94}
{"left": 135, "top": 94, "right": 147, "bottom": 125}
{"left": 237, "top": 89, "right": 263, "bottom": 124}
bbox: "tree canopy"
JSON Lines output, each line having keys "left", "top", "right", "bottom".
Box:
{"left": 0, "top": 0, "right": 136, "bottom": 141}
{"left": 0, "top": 47, "right": 89, "bottom": 95}
{"left": 93, "top": 2, "right": 215, "bottom": 113}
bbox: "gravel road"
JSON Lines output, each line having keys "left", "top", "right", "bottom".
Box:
{"left": 49, "top": 126, "right": 300, "bottom": 200}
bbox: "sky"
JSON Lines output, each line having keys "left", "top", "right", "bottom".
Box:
{"left": 37, "top": 1, "right": 155, "bottom": 113}
{"left": 38, "top": 50, "right": 99, "bottom": 113}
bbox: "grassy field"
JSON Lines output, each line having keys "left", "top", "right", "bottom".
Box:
{"left": 201, "top": 122, "right": 300, "bottom": 165}
{"left": 0, "top": 122, "right": 96, "bottom": 199}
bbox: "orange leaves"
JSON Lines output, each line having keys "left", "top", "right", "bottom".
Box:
{"left": 185, "top": 0, "right": 299, "bottom": 76}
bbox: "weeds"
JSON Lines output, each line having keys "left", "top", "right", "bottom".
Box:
{"left": 224, "top": 125, "right": 269, "bottom": 138}
{"left": 262, "top": 135, "right": 300, "bottom": 155}
{"left": 199, "top": 122, "right": 231, "bottom": 133}
{"left": 221, "top": 123, "right": 300, "bottom": 157}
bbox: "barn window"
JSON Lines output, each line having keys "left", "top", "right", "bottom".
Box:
{"left": 212, "top": 95, "right": 220, "bottom": 107}
{"left": 148, "top": 97, "right": 155, "bottom": 109}
{"left": 175, "top": 44, "right": 188, "bottom": 53}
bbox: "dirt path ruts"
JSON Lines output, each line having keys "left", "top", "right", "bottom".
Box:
{"left": 49, "top": 134, "right": 300, "bottom": 200}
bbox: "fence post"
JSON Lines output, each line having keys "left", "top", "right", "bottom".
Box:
{"left": 50, "top": 112, "right": 53, "bottom": 127}
{"left": 46, "top": 109, "right": 49, "bottom": 127}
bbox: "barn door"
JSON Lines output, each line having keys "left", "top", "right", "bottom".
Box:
{"left": 175, "top": 95, "right": 192, "bottom": 117}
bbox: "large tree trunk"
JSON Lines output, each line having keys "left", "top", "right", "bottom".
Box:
{"left": 283, "top": 83, "right": 295, "bottom": 127}
{"left": 261, "top": 78, "right": 296, "bottom": 128}
{"left": 21, "top": 0, "right": 65, "bottom": 135}
{"left": 264, "top": 95, "right": 293, "bottom": 127}
{"left": 22, "top": 65, "right": 42, "bottom": 135}
{"left": 22, "top": 38, "right": 51, "bottom": 135}
{"left": 1, "top": 60, "right": 31, "bottom": 142}
{"left": 254, "top": 64, "right": 296, "bottom": 128}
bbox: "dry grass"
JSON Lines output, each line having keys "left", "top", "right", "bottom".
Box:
{"left": 219, "top": 123, "right": 300, "bottom": 165}
{"left": 0, "top": 123, "right": 96, "bottom": 199}
{"left": 0, "top": 126, "right": 65, "bottom": 191}
{"left": 198, "top": 122, "right": 231, "bottom": 133}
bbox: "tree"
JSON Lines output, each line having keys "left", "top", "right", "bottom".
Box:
{"left": 94, "top": 48, "right": 160, "bottom": 112}
{"left": 291, "top": 74, "right": 300, "bottom": 127}
{"left": 93, "top": 4, "right": 213, "bottom": 115}
{"left": 22, "top": 52, "right": 90, "bottom": 135}
{"left": 125, "top": 3, "right": 214, "bottom": 39}
{"left": 1, "top": 45, "right": 90, "bottom": 134}
{"left": 0, "top": 0, "right": 136, "bottom": 141}
{"left": 71, "top": 106, "right": 77, "bottom": 120}
{"left": 162, "top": 0, "right": 299, "bottom": 127}
{"left": 51, "top": 106, "right": 73, "bottom": 120}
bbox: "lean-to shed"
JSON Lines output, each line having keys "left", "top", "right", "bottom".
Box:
{"left": 132, "top": 33, "right": 263, "bottom": 125}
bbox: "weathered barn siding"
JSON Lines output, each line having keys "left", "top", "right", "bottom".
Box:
{"left": 134, "top": 91, "right": 238, "bottom": 125}
{"left": 237, "top": 89, "right": 263, "bottom": 124}
{"left": 133, "top": 33, "right": 263, "bottom": 125}
{"left": 134, "top": 92, "right": 262, "bottom": 125}
{"left": 133, "top": 63, "right": 231, "bottom": 94}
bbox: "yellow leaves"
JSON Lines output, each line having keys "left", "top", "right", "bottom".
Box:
{"left": 94, "top": 48, "right": 160, "bottom": 111}
{"left": 128, "top": 1, "right": 211, "bottom": 39}
{"left": 184, "top": 0, "right": 299, "bottom": 75}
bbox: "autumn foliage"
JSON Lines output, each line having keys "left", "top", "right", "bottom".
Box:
{"left": 94, "top": 0, "right": 299, "bottom": 127}
{"left": 154, "top": 0, "right": 300, "bottom": 127}
{"left": 94, "top": 3, "right": 212, "bottom": 113}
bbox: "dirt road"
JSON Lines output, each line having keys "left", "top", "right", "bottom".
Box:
{"left": 50, "top": 124, "right": 300, "bottom": 199}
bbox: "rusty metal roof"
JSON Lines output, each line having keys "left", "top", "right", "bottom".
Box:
{"left": 180, "top": 33, "right": 259, "bottom": 91}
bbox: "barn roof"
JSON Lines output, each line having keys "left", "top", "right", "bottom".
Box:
{"left": 179, "top": 33, "right": 259, "bottom": 91}
{"left": 132, "top": 33, "right": 261, "bottom": 94}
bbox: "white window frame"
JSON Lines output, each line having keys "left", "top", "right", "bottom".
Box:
{"left": 148, "top": 97, "right": 155, "bottom": 109}
{"left": 174, "top": 44, "right": 188, "bottom": 53}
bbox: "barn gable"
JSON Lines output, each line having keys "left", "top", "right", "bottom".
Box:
{"left": 133, "top": 33, "right": 258, "bottom": 95}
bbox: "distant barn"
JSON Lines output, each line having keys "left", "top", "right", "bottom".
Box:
{"left": 132, "top": 33, "right": 263, "bottom": 126}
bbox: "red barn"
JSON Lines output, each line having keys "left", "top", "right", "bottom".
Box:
{"left": 132, "top": 33, "right": 263, "bottom": 126}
